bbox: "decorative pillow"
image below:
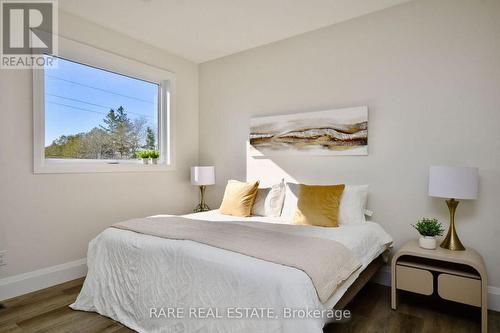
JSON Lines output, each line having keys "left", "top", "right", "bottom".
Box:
{"left": 293, "top": 184, "right": 345, "bottom": 227}
{"left": 338, "top": 185, "right": 369, "bottom": 225}
{"left": 251, "top": 180, "right": 286, "bottom": 217}
{"left": 282, "top": 183, "right": 369, "bottom": 224}
{"left": 219, "top": 180, "right": 260, "bottom": 217}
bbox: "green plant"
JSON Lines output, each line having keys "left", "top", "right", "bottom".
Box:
{"left": 149, "top": 150, "right": 160, "bottom": 159}
{"left": 412, "top": 218, "right": 445, "bottom": 237}
{"left": 136, "top": 150, "right": 150, "bottom": 159}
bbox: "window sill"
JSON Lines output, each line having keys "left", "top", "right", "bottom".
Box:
{"left": 34, "top": 160, "right": 174, "bottom": 174}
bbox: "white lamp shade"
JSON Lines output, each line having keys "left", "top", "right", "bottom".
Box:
{"left": 428, "top": 166, "right": 478, "bottom": 200}
{"left": 191, "top": 166, "right": 215, "bottom": 186}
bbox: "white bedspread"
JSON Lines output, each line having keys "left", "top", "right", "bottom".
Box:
{"left": 71, "top": 211, "right": 392, "bottom": 333}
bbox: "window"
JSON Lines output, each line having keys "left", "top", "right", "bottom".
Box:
{"left": 44, "top": 56, "right": 160, "bottom": 160}
{"left": 33, "top": 36, "right": 174, "bottom": 173}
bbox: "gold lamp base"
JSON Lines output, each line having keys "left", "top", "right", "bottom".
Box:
{"left": 194, "top": 185, "right": 211, "bottom": 213}
{"left": 440, "top": 199, "right": 465, "bottom": 251}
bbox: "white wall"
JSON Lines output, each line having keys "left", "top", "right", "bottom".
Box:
{"left": 200, "top": 0, "right": 500, "bottom": 290}
{"left": 0, "top": 11, "right": 199, "bottom": 279}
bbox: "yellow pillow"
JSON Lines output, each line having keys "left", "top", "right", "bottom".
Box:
{"left": 219, "top": 180, "right": 260, "bottom": 217}
{"left": 293, "top": 184, "right": 345, "bottom": 227}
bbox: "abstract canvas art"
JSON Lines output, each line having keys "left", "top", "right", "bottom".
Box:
{"left": 249, "top": 106, "right": 368, "bottom": 156}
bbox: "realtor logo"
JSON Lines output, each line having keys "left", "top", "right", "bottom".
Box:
{"left": 1, "top": 0, "right": 57, "bottom": 68}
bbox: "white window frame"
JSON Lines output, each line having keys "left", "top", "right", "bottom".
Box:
{"left": 33, "top": 35, "right": 175, "bottom": 173}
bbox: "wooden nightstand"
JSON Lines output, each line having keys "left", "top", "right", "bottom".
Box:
{"left": 391, "top": 240, "right": 488, "bottom": 333}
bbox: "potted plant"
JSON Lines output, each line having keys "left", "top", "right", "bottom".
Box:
{"left": 149, "top": 150, "right": 160, "bottom": 165}
{"left": 412, "top": 218, "right": 445, "bottom": 250}
{"left": 137, "top": 150, "right": 150, "bottom": 165}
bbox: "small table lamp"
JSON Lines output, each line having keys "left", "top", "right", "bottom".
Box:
{"left": 428, "top": 165, "right": 478, "bottom": 251}
{"left": 191, "top": 166, "right": 215, "bottom": 213}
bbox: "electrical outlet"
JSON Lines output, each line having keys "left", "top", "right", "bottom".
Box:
{"left": 0, "top": 251, "right": 7, "bottom": 266}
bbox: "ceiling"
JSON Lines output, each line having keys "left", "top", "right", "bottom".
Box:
{"left": 59, "top": 0, "right": 412, "bottom": 63}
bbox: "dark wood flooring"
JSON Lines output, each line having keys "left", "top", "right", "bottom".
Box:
{"left": 0, "top": 278, "right": 498, "bottom": 332}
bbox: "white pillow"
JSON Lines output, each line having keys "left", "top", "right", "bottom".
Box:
{"left": 251, "top": 180, "right": 286, "bottom": 217}
{"left": 280, "top": 183, "right": 369, "bottom": 225}
{"left": 280, "top": 182, "right": 300, "bottom": 219}
{"left": 338, "top": 185, "right": 369, "bottom": 225}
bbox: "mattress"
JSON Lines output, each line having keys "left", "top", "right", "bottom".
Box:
{"left": 71, "top": 211, "right": 393, "bottom": 333}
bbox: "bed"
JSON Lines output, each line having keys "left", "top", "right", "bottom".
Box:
{"left": 71, "top": 210, "right": 392, "bottom": 333}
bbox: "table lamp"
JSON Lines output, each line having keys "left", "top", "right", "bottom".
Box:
{"left": 191, "top": 166, "right": 215, "bottom": 213}
{"left": 428, "top": 166, "right": 478, "bottom": 251}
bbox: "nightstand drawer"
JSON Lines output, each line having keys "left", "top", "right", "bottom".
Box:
{"left": 396, "top": 265, "right": 433, "bottom": 295}
{"left": 438, "top": 273, "right": 481, "bottom": 307}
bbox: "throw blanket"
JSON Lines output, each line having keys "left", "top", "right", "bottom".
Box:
{"left": 113, "top": 216, "right": 361, "bottom": 303}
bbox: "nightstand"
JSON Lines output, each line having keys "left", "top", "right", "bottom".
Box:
{"left": 391, "top": 240, "right": 488, "bottom": 333}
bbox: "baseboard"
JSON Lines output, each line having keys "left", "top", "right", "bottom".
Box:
{"left": 371, "top": 264, "right": 500, "bottom": 312}
{"left": 488, "top": 286, "right": 500, "bottom": 312}
{"left": 0, "top": 258, "right": 87, "bottom": 301}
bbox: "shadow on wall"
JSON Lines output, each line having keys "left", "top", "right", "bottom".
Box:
{"left": 245, "top": 141, "right": 479, "bottom": 228}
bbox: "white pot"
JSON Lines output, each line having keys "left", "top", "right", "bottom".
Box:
{"left": 419, "top": 236, "right": 437, "bottom": 250}
{"left": 142, "top": 158, "right": 149, "bottom": 165}
{"left": 150, "top": 158, "right": 158, "bottom": 165}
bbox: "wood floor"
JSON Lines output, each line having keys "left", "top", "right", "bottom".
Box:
{"left": 0, "top": 278, "right": 498, "bottom": 333}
